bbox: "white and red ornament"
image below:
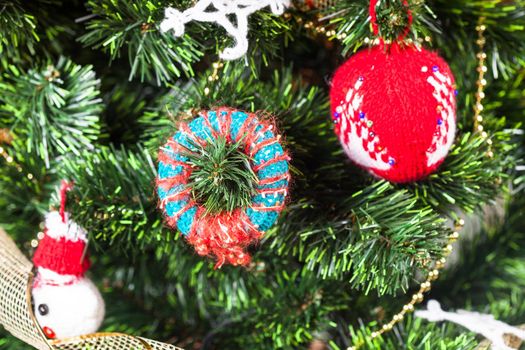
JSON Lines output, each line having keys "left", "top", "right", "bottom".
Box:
{"left": 330, "top": 0, "right": 457, "bottom": 183}
{"left": 32, "top": 182, "right": 104, "bottom": 340}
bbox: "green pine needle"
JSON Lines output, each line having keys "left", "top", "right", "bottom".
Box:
{"left": 185, "top": 136, "right": 258, "bottom": 215}
{"left": 0, "top": 56, "right": 103, "bottom": 167}
{"left": 0, "top": 1, "right": 39, "bottom": 66}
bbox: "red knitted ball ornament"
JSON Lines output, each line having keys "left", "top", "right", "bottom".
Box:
{"left": 330, "top": 44, "right": 457, "bottom": 183}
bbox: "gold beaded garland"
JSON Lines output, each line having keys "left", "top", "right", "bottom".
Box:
{"left": 473, "top": 19, "right": 493, "bottom": 158}
{"left": 347, "top": 17, "right": 492, "bottom": 350}
{"left": 203, "top": 60, "right": 225, "bottom": 96}
{"left": 0, "top": 133, "right": 35, "bottom": 185}
{"left": 1, "top": 129, "right": 41, "bottom": 250}
{"left": 347, "top": 218, "right": 467, "bottom": 350}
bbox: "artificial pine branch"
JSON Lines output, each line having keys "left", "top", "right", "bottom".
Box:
{"left": 0, "top": 0, "right": 524, "bottom": 349}
{"left": 185, "top": 136, "right": 258, "bottom": 215}
{"left": 0, "top": 0, "right": 39, "bottom": 69}
{"left": 79, "top": 0, "right": 293, "bottom": 85}
{"left": 411, "top": 130, "right": 514, "bottom": 212}
{"left": 80, "top": 0, "right": 203, "bottom": 86}
{"left": 0, "top": 139, "right": 50, "bottom": 241}
{"left": 58, "top": 144, "right": 160, "bottom": 248}
{"left": 0, "top": 57, "right": 103, "bottom": 167}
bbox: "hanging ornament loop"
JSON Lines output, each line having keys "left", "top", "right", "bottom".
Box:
{"left": 59, "top": 180, "right": 74, "bottom": 223}
{"left": 369, "top": 0, "right": 413, "bottom": 45}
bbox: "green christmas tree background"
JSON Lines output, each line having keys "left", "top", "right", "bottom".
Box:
{"left": 1, "top": 0, "right": 525, "bottom": 349}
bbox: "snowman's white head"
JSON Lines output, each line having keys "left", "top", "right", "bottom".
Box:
{"left": 32, "top": 210, "right": 105, "bottom": 339}
{"left": 33, "top": 268, "right": 105, "bottom": 339}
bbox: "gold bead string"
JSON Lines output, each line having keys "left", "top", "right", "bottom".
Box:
{"left": 473, "top": 18, "right": 493, "bottom": 158}
{"left": 0, "top": 145, "right": 14, "bottom": 164}
{"left": 286, "top": 2, "right": 434, "bottom": 45}
{"left": 203, "top": 60, "right": 225, "bottom": 96}
{"left": 287, "top": 20, "right": 435, "bottom": 45}
{"left": 0, "top": 129, "right": 41, "bottom": 248}
{"left": 283, "top": 11, "right": 343, "bottom": 40}
{"left": 348, "top": 17, "right": 491, "bottom": 350}
{"left": 0, "top": 131, "right": 35, "bottom": 181}
{"left": 304, "top": 19, "right": 340, "bottom": 39}
{"left": 0, "top": 129, "right": 20, "bottom": 173}
{"left": 347, "top": 220, "right": 465, "bottom": 350}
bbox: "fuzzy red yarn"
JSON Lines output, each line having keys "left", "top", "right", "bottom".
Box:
{"left": 330, "top": 44, "right": 457, "bottom": 183}
{"left": 33, "top": 234, "right": 91, "bottom": 277}
{"left": 185, "top": 208, "right": 260, "bottom": 268}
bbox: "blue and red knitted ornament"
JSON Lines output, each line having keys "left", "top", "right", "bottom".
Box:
{"left": 157, "top": 107, "right": 290, "bottom": 268}
{"left": 330, "top": 0, "right": 457, "bottom": 183}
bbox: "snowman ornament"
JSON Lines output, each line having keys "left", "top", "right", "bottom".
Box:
{"left": 31, "top": 190, "right": 105, "bottom": 340}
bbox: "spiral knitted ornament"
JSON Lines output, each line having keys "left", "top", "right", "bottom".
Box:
{"left": 330, "top": 1, "right": 457, "bottom": 183}
{"left": 157, "top": 107, "right": 290, "bottom": 268}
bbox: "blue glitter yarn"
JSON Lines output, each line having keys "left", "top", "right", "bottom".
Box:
{"left": 177, "top": 206, "right": 197, "bottom": 235}
{"left": 229, "top": 111, "right": 249, "bottom": 141}
{"left": 158, "top": 161, "right": 183, "bottom": 180}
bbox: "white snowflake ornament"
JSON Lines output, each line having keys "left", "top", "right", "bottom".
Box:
{"left": 160, "top": 0, "right": 291, "bottom": 60}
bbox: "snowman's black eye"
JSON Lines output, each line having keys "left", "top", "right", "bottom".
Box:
{"left": 38, "top": 304, "right": 49, "bottom": 316}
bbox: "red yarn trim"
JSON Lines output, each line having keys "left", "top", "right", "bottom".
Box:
{"left": 256, "top": 186, "right": 288, "bottom": 196}
{"left": 252, "top": 154, "right": 290, "bottom": 172}
{"left": 33, "top": 235, "right": 90, "bottom": 277}
{"left": 59, "top": 180, "right": 73, "bottom": 223}
{"left": 251, "top": 203, "right": 286, "bottom": 212}
{"left": 164, "top": 201, "right": 196, "bottom": 228}
{"left": 157, "top": 172, "right": 192, "bottom": 192}
{"left": 258, "top": 173, "right": 290, "bottom": 186}
{"left": 238, "top": 115, "right": 259, "bottom": 144}
{"left": 249, "top": 133, "right": 278, "bottom": 157}
{"left": 157, "top": 155, "right": 192, "bottom": 170}
{"left": 186, "top": 208, "right": 262, "bottom": 268}
{"left": 165, "top": 139, "right": 194, "bottom": 155}
{"left": 202, "top": 112, "right": 219, "bottom": 139}
{"left": 217, "top": 107, "right": 233, "bottom": 143}
{"left": 246, "top": 123, "right": 273, "bottom": 154}
{"left": 161, "top": 187, "right": 192, "bottom": 202}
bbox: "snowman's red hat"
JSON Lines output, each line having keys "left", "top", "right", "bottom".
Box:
{"left": 33, "top": 181, "right": 91, "bottom": 279}
{"left": 33, "top": 211, "right": 91, "bottom": 277}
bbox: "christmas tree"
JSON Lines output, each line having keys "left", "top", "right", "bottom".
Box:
{"left": 1, "top": 0, "right": 524, "bottom": 349}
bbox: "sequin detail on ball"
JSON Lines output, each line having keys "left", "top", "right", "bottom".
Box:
{"left": 334, "top": 78, "right": 392, "bottom": 171}
{"left": 425, "top": 68, "right": 456, "bottom": 167}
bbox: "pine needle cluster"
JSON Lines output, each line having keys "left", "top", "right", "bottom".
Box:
{"left": 186, "top": 136, "right": 258, "bottom": 214}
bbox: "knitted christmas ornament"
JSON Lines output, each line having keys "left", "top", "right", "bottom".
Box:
{"left": 32, "top": 182, "right": 105, "bottom": 340}
{"left": 330, "top": 0, "right": 457, "bottom": 183}
{"left": 157, "top": 107, "right": 290, "bottom": 268}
